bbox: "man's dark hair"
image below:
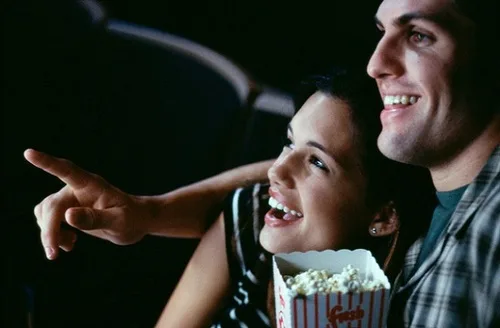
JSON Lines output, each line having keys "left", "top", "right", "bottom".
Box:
{"left": 453, "top": 0, "right": 499, "bottom": 106}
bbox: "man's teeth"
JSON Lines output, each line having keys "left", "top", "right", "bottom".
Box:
{"left": 268, "top": 197, "right": 303, "bottom": 217}
{"left": 383, "top": 95, "right": 418, "bottom": 106}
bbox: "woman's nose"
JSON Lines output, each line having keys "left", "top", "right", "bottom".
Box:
{"left": 267, "top": 152, "right": 296, "bottom": 189}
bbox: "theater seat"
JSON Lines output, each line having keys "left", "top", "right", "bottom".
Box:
{"left": 234, "top": 86, "right": 295, "bottom": 166}
{"left": 4, "top": 2, "right": 107, "bottom": 327}
{"left": 5, "top": 13, "right": 258, "bottom": 328}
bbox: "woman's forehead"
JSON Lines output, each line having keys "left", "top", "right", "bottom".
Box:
{"left": 292, "top": 93, "right": 352, "bottom": 130}
{"left": 292, "top": 93, "right": 360, "bottom": 166}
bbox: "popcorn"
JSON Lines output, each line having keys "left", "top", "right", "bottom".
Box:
{"left": 284, "top": 264, "right": 386, "bottom": 296}
{"left": 273, "top": 250, "right": 391, "bottom": 328}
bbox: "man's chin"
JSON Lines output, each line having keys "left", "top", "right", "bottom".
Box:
{"left": 377, "top": 134, "right": 418, "bottom": 165}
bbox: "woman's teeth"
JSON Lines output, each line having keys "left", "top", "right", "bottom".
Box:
{"left": 384, "top": 95, "right": 419, "bottom": 106}
{"left": 268, "top": 196, "right": 303, "bottom": 217}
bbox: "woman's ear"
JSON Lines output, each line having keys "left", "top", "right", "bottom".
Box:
{"left": 368, "top": 201, "right": 400, "bottom": 237}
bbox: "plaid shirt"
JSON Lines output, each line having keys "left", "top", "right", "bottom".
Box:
{"left": 390, "top": 145, "right": 500, "bottom": 327}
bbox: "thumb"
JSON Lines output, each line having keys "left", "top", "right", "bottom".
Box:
{"left": 65, "top": 207, "right": 117, "bottom": 231}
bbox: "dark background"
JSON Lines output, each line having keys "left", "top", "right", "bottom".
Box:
{"left": 98, "top": 0, "right": 380, "bottom": 91}
{"left": 3, "top": 1, "right": 382, "bottom": 327}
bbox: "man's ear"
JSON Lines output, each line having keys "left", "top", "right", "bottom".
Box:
{"left": 368, "top": 201, "right": 400, "bottom": 237}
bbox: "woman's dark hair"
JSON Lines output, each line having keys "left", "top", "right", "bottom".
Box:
{"left": 293, "top": 67, "right": 435, "bottom": 278}
{"left": 267, "top": 68, "right": 435, "bottom": 323}
{"left": 294, "top": 67, "right": 389, "bottom": 208}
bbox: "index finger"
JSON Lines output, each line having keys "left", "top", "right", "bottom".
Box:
{"left": 24, "top": 148, "right": 93, "bottom": 190}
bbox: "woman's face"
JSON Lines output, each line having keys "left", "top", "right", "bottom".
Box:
{"left": 260, "top": 92, "right": 373, "bottom": 254}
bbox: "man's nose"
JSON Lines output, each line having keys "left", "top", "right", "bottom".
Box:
{"left": 367, "top": 35, "right": 404, "bottom": 79}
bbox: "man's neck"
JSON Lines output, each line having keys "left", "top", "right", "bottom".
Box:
{"left": 430, "top": 116, "right": 500, "bottom": 192}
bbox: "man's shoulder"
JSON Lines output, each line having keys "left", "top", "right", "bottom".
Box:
{"left": 399, "top": 175, "right": 500, "bottom": 327}
{"left": 454, "top": 145, "right": 500, "bottom": 237}
{"left": 452, "top": 173, "right": 500, "bottom": 261}
{"left": 468, "top": 175, "right": 500, "bottom": 231}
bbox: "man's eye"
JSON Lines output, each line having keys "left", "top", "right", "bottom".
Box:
{"left": 409, "top": 31, "right": 433, "bottom": 45}
{"left": 309, "top": 156, "right": 328, "bottom": 171}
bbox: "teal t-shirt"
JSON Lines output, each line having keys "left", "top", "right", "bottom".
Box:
{"left": 414, "top": 184, "right": 469, "bottom": 269}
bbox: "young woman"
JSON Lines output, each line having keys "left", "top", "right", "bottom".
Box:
{"left": 155, "top": 68, "right": 434, "bottom": 327}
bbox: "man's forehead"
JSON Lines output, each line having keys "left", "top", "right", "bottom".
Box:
{"left": 375, "top": 0, "right": 474, "bottom": 37}
{"left": 376, "top": 0, "right": 455, "bottom": 24}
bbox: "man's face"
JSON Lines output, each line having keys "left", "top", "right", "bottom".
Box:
{"left": 367, "top": 0, "right": 480, "bottom": 167}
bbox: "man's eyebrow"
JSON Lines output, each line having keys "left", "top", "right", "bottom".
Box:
{"left": 375, "top": 11, "right": 454, "bottom": 29}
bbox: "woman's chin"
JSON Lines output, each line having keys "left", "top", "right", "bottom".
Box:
{"left": 260, "top": 228, "right": 339, "bottom": 255}
{"left": 259, "top": 228, "right": 300, "bottom": 254}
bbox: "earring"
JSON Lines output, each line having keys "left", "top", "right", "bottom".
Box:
{"left": 371, "top": 227, "right": 377, "bottom": 235}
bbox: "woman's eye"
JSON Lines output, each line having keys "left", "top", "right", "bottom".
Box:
{"left": 309, "top": 156, "right": 328, "bottom": 171}
{"left": 375, "top": 26, "right": 385, "bottom": 38}
{"left": 283, "top": 137, "right": 295, "bottom": 149}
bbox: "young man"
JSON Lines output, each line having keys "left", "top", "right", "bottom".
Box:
{"left": 366, "top": 0, "right": 499, "bottom": 326}
{"left": 26, "top": 0, "right": 499, "bottom": 326}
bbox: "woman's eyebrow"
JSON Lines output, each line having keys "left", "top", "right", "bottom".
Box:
{"left": 306, "top": 141, "right": 336, "bottom": 161}
{"left": 287, "top": 123, "right": 336, "bottom": 161}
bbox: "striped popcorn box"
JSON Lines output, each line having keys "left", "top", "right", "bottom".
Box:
{"left": 273, "top": 249, "right": 390, "bottom": 328}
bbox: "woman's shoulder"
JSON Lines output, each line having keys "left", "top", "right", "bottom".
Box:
{"left": 224, "top": 182, "right": 270, "bottom": 225}
{"left": 223, "top": 183, "right": 271, "bottom": 278}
